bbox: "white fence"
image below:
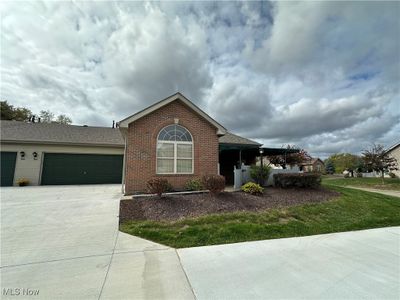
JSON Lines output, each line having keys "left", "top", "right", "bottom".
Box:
{"left": 360, "top": 171, "right": 390, "bottom": 178}
{"left": 233, "top": 165, "right": 302, "bottom": 190}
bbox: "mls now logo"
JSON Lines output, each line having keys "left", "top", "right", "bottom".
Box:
{"left": 3, "top": 288, "right": 40, "bottom": 296}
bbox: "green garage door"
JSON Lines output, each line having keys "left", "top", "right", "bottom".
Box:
{"left": 1, "top": 152, "right": 17, "bottom": 186}
{"left": 41, "top": 153, "right": 123, "bottom": 185}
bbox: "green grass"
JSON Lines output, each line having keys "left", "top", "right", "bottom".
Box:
{"left": 120, "top": 186, "right": 400, "bottom": 248}
{"left": 324, "top": 177, "right": 400, "bottom": 191}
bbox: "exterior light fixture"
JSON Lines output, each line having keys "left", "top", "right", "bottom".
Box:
{"left": 32, "top": 152, "right": 38, "bottom": 160}
{"left": 20, "top": 151, "right": 25, "bottom": 160}
{"left": 259, "top": 148, "right": 264, "bottom": 169}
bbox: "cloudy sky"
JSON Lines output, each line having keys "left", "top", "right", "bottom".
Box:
{"left": 1, "top": 1, "right": 399, "bottom": 158}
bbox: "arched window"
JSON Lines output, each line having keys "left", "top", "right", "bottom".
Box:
{"left": 156, "top": 124, "right": 193, "bottom": 174}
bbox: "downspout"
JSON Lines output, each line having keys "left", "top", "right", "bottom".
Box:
{"left": 121, "top": 132, "right": 127, "bottom": 195}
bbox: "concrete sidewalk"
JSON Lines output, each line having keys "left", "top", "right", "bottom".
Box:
{"left": 178, "top": 227, "right": 400, "bottom": 300}
{"left": 1, "top": 185, "right": 194, "bottom": 300}
{"left": 345, "top": 185, "right": 400, "bottom": 198}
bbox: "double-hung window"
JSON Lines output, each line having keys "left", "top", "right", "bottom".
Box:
{"left": 156, "top": 124, "right": 193, "bottom": 174}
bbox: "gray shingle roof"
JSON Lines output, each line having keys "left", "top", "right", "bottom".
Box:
{"left": 0, "top": 120, "right": 124, "bottom": 147}
{"left": 218, "top": 132, "right": 261, "bottom": 146}
{"left": 386, "top": 141, "right": 400, "bottom": 153}
{"left": 0, "top": 120, "right": 260, "bottom": 148}
{"left": 301, "top": 158, "right": 324, "bottom": 165}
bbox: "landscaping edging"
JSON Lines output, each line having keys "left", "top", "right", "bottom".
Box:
{"left": 120, "top": 187, "right": 340, "bottom": 222}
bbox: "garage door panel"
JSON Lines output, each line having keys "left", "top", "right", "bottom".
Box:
{"left": 1, "top": 152, "right": 17, "bottom": 186}
{"left": 41, "top": 153, "right": 123, "bottom": 185}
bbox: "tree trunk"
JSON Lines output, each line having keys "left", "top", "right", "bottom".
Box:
{"left": 381, "top": 170, "right": 385, "bottom": 184}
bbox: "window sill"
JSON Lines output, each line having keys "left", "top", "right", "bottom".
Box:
{"left": 156, "top": 173, "right": 195, "bottom": 176}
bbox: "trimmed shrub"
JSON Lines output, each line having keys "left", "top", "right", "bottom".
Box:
{"left": 356, "top": 172, "right": 363, "bottom": 178}
{"left": 389, "top": 172, "right": 397, "bottom": 178}
{"left": 273, "top": 173, "right": 321, "bottom": 188}
{"left": 201, "top": 175, "right": 225, "bottom": 196}
{"left": 241, "top": 182, "right": 264, "bottom": 195}
{"left": 147, "top": 178, "right": 170, "bottom": 197}
{"left": 250, "top": 165, "right": 271, "bottom": 185}
{"left": 165, "top": 181, "right": 174, "bottom": 192}
{"left": 185, "top": 179, "right": 203, "bottom": 191}
{"left": 16, "top": 178, "right": 29, "bottom": 187}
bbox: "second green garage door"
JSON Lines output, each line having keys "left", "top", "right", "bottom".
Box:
{"left": 41, "top": 153, "right": 123, "bottom": 185}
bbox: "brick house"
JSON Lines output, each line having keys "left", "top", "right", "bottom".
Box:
{"left": 118, "top": 92, "right": 260, "bottom": 194}
{"left": 0, "top": 92, "right": 260, "bottom": 190}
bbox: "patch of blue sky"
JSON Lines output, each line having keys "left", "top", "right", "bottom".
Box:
{"left": 348, "top": 71, "right": 379, "bottom": 82}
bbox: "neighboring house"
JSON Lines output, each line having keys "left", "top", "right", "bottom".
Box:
{"left": 386, "top": 142, "right": 400, "bottom": 177}
{"left": 0, "top": 92, "right": 261, "bottom": 192}
{"left": 299, "top": 158, "right": 325, "bottom": 173}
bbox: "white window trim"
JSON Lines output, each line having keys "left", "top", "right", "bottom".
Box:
{"left": 156, "top": 127, "right": 194, "bottom": 175}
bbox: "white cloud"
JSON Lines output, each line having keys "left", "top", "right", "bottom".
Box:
{"left": 1, "top": 1, "right": 399, "bottom": 158}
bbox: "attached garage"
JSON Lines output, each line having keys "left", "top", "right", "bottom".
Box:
{"left": 41, "top": 153, "right": 123, "bottom": 185}
{"left": 0, "top": 121, "right": 125, "bottom": 186}
{"left": 1, "top": 151, "right": 17, "bottom": 186}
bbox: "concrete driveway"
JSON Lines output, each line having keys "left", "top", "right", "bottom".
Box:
{"left": 1, "top": 185, "right": 194, "bottom": 300}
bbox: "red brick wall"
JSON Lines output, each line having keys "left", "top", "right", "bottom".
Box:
{"left": 125, "top": 100, "right": 219, "bottom": 194}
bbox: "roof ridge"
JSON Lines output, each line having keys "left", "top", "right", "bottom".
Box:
{"left": 0, "top": 120, "right": 117, "bottom": 130}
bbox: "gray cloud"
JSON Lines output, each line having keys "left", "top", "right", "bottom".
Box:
{"left": 1, "top": 1, "right": 399, "bottom": 158}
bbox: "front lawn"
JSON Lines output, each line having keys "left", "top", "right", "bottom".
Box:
{"left": 325, "top": 177, "right": 400, "bottom": 191}
{"left": 120, "top": 186, "right": 400, "bottom": 248}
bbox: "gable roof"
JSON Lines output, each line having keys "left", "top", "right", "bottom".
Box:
{"left": 386, "top": 141, "right": 400, "bottom": 154}
{"left": 0, "top": 120, "right": 124, "bottom": 147}
{"left": 218, "top": 132, "right": 261, "bottom": 146}
{"left": 0, "top": 120, "right": 260, "bottom": 149}
{"left": 118, "top": 92, "right": 227, "bottom": 135}
{"left": 301, "top": 158, "right": 324, "bottom": 165}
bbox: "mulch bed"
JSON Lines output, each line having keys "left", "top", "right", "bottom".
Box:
{"left": 119, "top": 187, "right": 340, "bottom": 222}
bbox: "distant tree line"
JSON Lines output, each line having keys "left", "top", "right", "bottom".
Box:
{"left": 0, "top": 100, "right": 72, "bottom": 124}
{"left": 324, "top": 144, "right": 398, "bottom": 181}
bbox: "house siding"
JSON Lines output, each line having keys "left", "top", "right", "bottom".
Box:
{"left": 124, "top": 100, "right": 219, "bottom": 194}
{"left": 388, "top": 145, "right": 400, "bottom": 177}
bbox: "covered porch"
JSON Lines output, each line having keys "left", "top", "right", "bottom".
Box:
{"left": 218, "top": 132, "right": 261, "bottom": 186}
{"left": 218, "top": 132, "right": 301, "bottom": 189}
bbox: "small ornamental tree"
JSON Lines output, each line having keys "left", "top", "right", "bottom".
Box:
{"left": 362, "top": 144, "right": 398, "bottom": 183}
{"left": 267, "top": 145, "right": 311, "bottom": 169}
